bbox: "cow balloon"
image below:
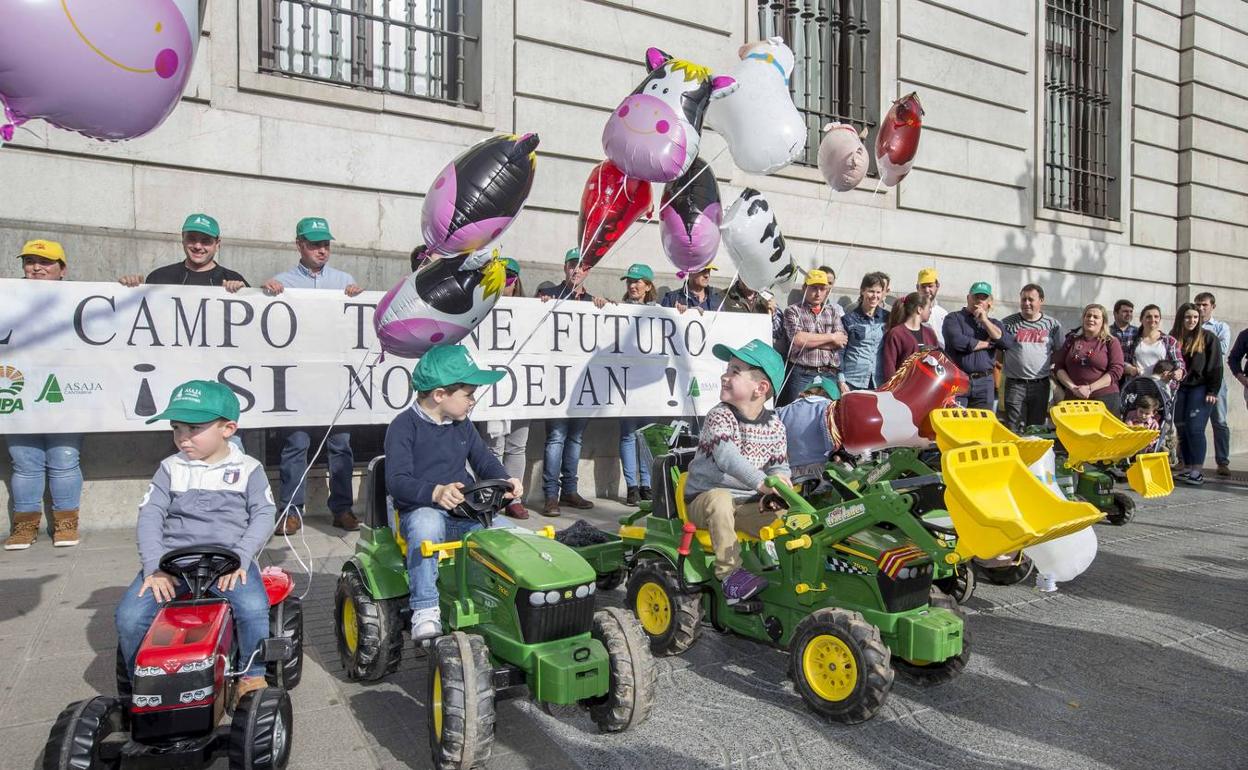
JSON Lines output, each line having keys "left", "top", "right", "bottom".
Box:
{"left": 0, "top": 0, "right": 202, "bottom": 143}
{"left": 373, "top": 253, "right": 506, "bottom": 358}
{"left": 875, "top": 92, "right": 924, "bottom": 187}
{"left": 602, "top": 47, "right": 736, "bottom": 183}
{"left": 660, "top": 158, "right": 722, "bottom": 273}
{"left": 708, "top": 37, "right": 805, "bottom": 175}
{"left": 720, "top": 188, "right": 793, "bottom": 291}
{"left": 422, "top": 133, "right": 540, "bottom": 257}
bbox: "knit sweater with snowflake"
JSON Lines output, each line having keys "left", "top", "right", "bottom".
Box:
{"left": 685, "top": 403, "right": 790, "bottom": 500}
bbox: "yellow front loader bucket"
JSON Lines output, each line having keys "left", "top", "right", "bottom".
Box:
{"left": 1126, "top": 451, "right": 1174, "bottom": 498}
{"left": 1050, "top": 400, "right": 1158, "bottom": 469}
{"left": 940, "top": 442, "right": 1102, "bottom": 563}
{"left": 930, "top": 408, "right": 1053, "bottom": 466}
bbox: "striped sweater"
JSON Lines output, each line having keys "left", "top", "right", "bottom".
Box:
{"left": 686, "top": 403, "right": 789, "bottom": 500}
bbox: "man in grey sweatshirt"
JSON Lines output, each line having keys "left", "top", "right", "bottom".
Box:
{"left": 1001, "top": 284, "right": 1063, "bottom": 432}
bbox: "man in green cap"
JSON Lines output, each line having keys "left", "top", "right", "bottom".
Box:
{"left": 263, "top": 217, "right": 364, "bottom": 533}
{"left": 536, "top": 247, "right": 596, "bottom": 303}
{"left": 942, "top": 280, "right": 1016, "bottom": 409}
{"left": 684, "top": 339, "right": 791, "bottom": 604}
{"left": 119, "top": 213, "right": 248, "bottom": 291}
{"left": 385, "top": 343, "right": 523, "bottom": 640}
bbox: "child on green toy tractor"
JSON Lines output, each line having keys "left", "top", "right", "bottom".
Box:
{"left": 684, "top": 339, "right": 791, "bottom": 603}
{"left": 384, "top": 344, "right": 523, "bottom": 641}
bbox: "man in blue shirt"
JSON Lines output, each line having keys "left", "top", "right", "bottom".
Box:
{"left": 1196, "top": 292, "right": 1232, "bottom": 476}
{"left": 942, "top": 281, "right": 1016, "bottom": 409}
{"left": 660, "top": 264, "right": 723, "bottom": 313}
{"left": 262, "top": 217, "right": 364, "bottom": 534}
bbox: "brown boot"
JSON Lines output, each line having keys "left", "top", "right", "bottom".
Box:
{"left": 232, "top": 675, "right": 268, "bottom": 710}
{"left": 52, "top": 509, "right": 80, "bottom": 547}
{"left": 5, "top": 513, "right": 41, "bottom": 551}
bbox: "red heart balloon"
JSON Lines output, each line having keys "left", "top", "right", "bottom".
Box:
{"left": 577, "top": 160, "right": 653, "bottom": 269}
{"left": 875, "top": 92, "right": 924, "bottom": 187}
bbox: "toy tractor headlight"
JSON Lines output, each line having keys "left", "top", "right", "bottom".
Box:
{"left": 587, "top": 581, "right": 596, "bottom": 595}
{"left": 574, "top": 584, "right": 590, "bottom": 599}
{"left": 177, "top": 655, "right": 216, "bottom": 674}
{"left": 544, "top": 589, "right": 561, "bottom": 605}
{"left": 529, "top": 591, "right": 547, "bottom": 607}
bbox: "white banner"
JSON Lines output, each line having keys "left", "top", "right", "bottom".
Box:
{"left": 0, "top": 280, "right": 769, "bottom": 432}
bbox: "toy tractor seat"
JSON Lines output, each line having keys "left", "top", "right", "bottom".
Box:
{"left": 362, "top": 455, "right": 411, "bottom": 556}
{"left": 672, "top": 472, "right": 783, "bottom": 551}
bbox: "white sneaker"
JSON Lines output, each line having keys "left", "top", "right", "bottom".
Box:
{"left": 411, "top": 607, "right": 442, "bottom": 641}
{"left": 1036, "top": 573, "right": 1058, "bottom": 593}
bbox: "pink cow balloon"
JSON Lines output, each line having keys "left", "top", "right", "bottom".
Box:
{"left": 602, "top": 47, "right": 736, "bottom": 183}
{"left": 0, "top": 0, "right": 200, "bottom": 143}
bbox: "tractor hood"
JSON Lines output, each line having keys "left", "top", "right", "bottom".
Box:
{"left": 468, "top": 528, "right": 596, "bottom": 591}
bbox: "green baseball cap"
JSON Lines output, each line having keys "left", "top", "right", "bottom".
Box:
{"left": 503, "top": 257, "right": 520, "bottom": 274}
{"left": 411, "top": 344, "right": 505, "bottom": 392}
{"left": 296, "top": 217, "right": 334, "bottom": 241}
{"left": 564, "top": 247, "right": 582, "bottom": 263}
{"left": 969, "top": 281, "right": 993, "bottom": 297}
{"left": 712, "top": 339, "right": 785, "bottom": 398}
{"left": 807, "top": 375, "right": 840, "bottom": 400}
{"left": 621, "top": 263, "right": 655, "bottom": 282}
{"left": 182, "top": 213, "right": 220, "bottom": 238}
{"left": 146, "top": 380, "right": 240, "bottom": 424}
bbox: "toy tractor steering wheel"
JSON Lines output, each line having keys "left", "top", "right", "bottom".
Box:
{"left": 448, "top": 479, "right": 515, "bottom": 528}
{"left": 159, "top": 545, "right": 242, "bottom": 600}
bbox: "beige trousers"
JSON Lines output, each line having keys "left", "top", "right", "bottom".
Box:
{"left": 687, "top": 489, "right": 779, "bottom": 579}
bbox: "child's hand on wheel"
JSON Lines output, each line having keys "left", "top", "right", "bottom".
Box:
{"left": 433, "top": 482, "right": 465, "bottom": 509}
{"left": 217, "top": 568, "right": 248, "bottom": 592}
{"left": 139, "top": 571, "right": 177, "bottom": 603}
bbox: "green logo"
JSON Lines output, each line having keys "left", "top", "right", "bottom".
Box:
{"left": 0, "top": 364, "right": 24, "bottom": 415}
{"left": 36, "top": 374, "right": 64, "bottom": 404}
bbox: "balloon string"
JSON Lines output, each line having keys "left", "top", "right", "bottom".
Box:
{"left": 834, "top": 175, "right": 886, "bottom": 280}
{"left": 808, "top": 187, "right": 836, "bottom": 266}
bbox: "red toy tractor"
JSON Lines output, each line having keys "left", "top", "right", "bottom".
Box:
{"left": 42, "top": 546, "right": 303, "bottom": 770}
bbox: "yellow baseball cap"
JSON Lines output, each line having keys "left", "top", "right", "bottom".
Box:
{"left": 804, "top": 269, "right": 830, "bottom": 286}
{"left": 18, "top": 239, "right": 66, "bottom": 264}
{"left": 917, "top": 267, "right": 938, "bottom": 285}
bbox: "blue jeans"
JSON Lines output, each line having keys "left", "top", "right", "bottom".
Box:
{"left": 1210, "top": 381, "right": 1230, "bottom": 466}
{"left": 1175, "top": 385, "right": 1214, "bottom": 468}
{"left": 7, "top": 433, "right": 83, "bottom": 512}
{"left": 779, "top": 365, "right": 829, "bottom": 407}
{"left": 279, "top": 430, "right": 354, "bottom": 514}
{"left": 398, "top": 507, "right": 513, "bottom": 612}
{"left": 618, "top": 417, "right": 651, "bottom": 488}
{"left": 115, "top": 561, "right": 270, "bottom": 678}
{"left": 542, "top": 418, "right": 588, "bottom": 498}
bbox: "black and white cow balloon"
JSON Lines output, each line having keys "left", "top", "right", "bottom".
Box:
{"left": 720, "top": 187, "right": 794, "bottom": 291}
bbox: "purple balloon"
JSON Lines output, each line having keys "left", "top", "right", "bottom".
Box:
{"left": 659, "top": 158, "right": 722, "bottom": 273}
{"left": 0, "top": 0, "right": 199, "bottom": 142}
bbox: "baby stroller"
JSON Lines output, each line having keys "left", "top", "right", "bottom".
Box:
{"left": 1119, "top": 375, "right": 1178, "bottom": 466}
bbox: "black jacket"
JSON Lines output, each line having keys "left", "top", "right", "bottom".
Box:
{"left": 1179, "top": 329, "right": 1223, "bottom": 393}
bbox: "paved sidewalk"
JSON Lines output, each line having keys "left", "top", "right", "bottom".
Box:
{"left": 2, "top": 483, "right": 1246, "bottom": 770}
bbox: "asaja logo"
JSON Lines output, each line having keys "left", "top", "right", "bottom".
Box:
{"left": 36, "top": 374, "right": 64, "bottom": 404}
{"left": 0, "top": 364, "right": 25, "bottom": 415}
{"left": 35, "top": 374, "right": 103, "bottom": 404}
{"left": 175, "top": 386, "right": 203, "bottom": 402}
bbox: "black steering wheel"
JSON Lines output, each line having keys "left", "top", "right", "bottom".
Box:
{"left": 159, "top": 545, "right": 241, "bottom": 600}
{"left": 448, "top": 479, "right": 515, "bottom": 528}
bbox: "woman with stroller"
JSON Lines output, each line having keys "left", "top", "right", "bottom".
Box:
{"left": 1123, "top": 304, "right": 1184, "bottom": 397}
{"left": 1170, "top": 302, "right": 1224, "bottom": 486}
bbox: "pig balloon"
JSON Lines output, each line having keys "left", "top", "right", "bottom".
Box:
{"left": 660, "top": 158, "right": 722, "bottom": 273}
{"left": 708, "top": 37, "right": 805, "bottom": 175}
{"left": 817, "top": 123, "right": 869, "bottom": 192}
{"left": 0, "top": 0, "right": 201, "bottom": 143}
{"left": 720, "top": 188, "right": 794, "bottom": 291}
{"left": 373, "top": 253, "right": 506, "bottom": 358}
{"left": 875, "top": 92, "right": 925, "bottom": 187}
{"left": 602, "top": 47, "right": 736, "bottom": 183}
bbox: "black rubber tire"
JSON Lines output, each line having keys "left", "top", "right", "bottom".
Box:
{"left": 428, "top": 632, "right": 495, "bottom": 770}
{"left": 228, "top": 686, "right": 293, "bottom": 770}
{"left": 788, "top": 608, "right": 893, "bottom": 724}
{"left": 624, "top": 560, "right": 703, "bottom": 655}
{"left": 932, "top": 562, "right": 975, "bottom": 604}
{"left": 1107, "top": 491, "right": 1135, "bottom": 526}
{"left": 972, "top": 554, "right": 1036, "bottom": 586}
{"left": 113, "top": 646, "right": 130, "bottom": 705}
{"left": 595, "top": 569, "right": 626, "bottom": 592}
{"left": 42, "top": 696, "right": 123, "bottom": 770}
{"left": 266, "top": 596, "right": 304, "bottom": 690}
{"left": 894, "top": 590, "right": 971, "bottom": 686}
{"left": 583, "top": 608, "right": 658, "bottom": 733}
{"left": 335, "top": 569, "right": 404, "bottom": 681}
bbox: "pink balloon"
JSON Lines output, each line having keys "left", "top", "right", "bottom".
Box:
{"left": 0, "top": 0, "right": 200, "bottom": 142}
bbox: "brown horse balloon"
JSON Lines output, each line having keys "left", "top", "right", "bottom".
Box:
{"left": 875, "top": 92, "right": 924, "bottom": 187}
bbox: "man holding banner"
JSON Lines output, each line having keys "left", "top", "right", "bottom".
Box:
{"left": 118, "top": 213, "right": 249, "bottom": 292}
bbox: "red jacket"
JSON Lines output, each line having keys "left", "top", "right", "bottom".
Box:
{"left": 882, "top": 323, "right": 941, "bottom": 380}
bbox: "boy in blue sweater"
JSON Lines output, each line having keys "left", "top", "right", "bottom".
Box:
{"left": 385, "top": 344, "right": 523, "bottom": 640}
{"left": 115, "top": 380, "right": 275, "bottom": 703}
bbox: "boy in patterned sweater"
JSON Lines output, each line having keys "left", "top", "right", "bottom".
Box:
{"left": 685, "top": 339, "right": 790, "bottom": 602}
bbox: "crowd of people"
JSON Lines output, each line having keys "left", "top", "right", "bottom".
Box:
{"left": 6, "top": 215, "right": 1248, "bottom": 553}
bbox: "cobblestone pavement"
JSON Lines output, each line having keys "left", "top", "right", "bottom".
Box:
{"left": 2, "top": 479, "right": 1246, "bottom": 770}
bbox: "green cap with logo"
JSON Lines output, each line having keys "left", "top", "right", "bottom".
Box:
{"left": 182, "top": 213, "right": 220, "bottom": 238}
{"left": 712, "top": 338, "right": 786, "bottom": 398}
{"left": 411, "top": 344, "right": 505, "bottom": 392}
{"left": 969, "top": 281, "right": 993, "bottom": 297}
{"left": 564, "top": 247, "right": 582, "bottom": 263}
{"left": 806, "top": 375, "right": 840, "bottom": 400}
{"left": 146, "top": 380, "right": 241, "bottom": 424}
{"left": 620, "top": 263, "right": 654, "bottom": 282}
{"left": 503, "top": 257, "right": 520, "bottom": 274}
{"left": 296, "top": 217, "right": 334, "bottom": 241}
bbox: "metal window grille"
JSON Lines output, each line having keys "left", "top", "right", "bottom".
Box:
{"left": 258, "top": 0, "right": 480, "bottom": 108}
{"left": 1044, "top": 0, "right": 1120, "bottom": 219}
{"left": 757, "top": 1, "right": 878, "bottom": 168}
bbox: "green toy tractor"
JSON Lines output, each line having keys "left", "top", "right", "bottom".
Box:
{"left": 334, "top": 458, "right": 656, "bottom": 769}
